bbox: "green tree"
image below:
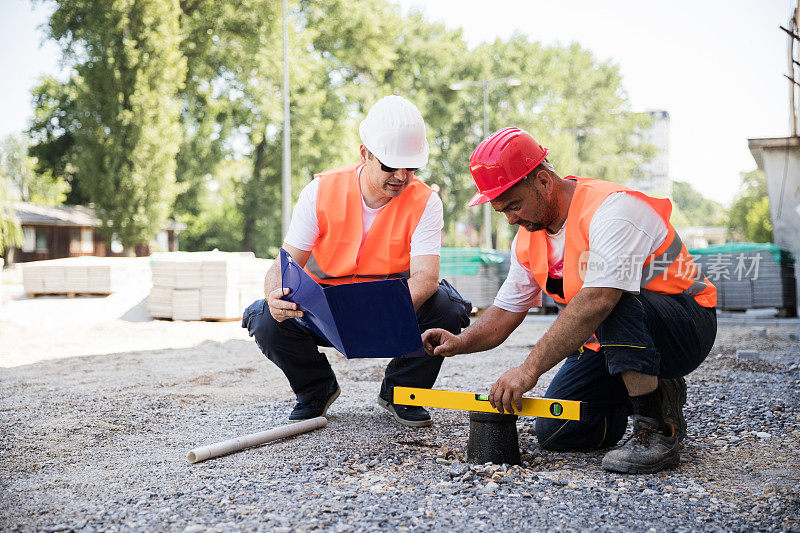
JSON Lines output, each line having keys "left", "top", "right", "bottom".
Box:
{"left": 670, "top": 180, "right": 725, "bottom": 227}
{"left": 369, "top": 9, "right": 477, "bottom": 245}
{"left": 177, "top": 0, "right": 404, "bottom": 256}
{"left": 728, "top": 169, "right": 773, "bottom": 243}
{"left": 42, "top": 0, "right": 186, "bottom": 249}
{"left": 27, "top": 77, "right": 86, "bottom": 204}
{"left": 31, "top": 0, "right": 655, "bottom": 256}
{"left": 0, "top": 134, "right": 69, "bottom": 205}
{"left": 178, "top": 157, "right": 246, "bottom": 252}
{"left": 404, "top": 34, "right": 652, "bottom": 246}
{"left": 0, "top": 173, "right": 22, "bottom": 256}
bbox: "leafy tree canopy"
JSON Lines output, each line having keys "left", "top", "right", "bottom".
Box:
{"left": 670, "top": 180, "right": 725, "bottom": 228}
{"left": 728, "top": 169, "right": 772, "bottom": 243}
{"left": 1, "top": 134, "right": 69, "bottom": 205}
{"left": 36, "top": 0, "right": 186, "bottom": 249}
{"left": 30, "top": 0, "right": 654, "bottom": 256}
{"left": 0, "top": 173, "right": 22, "bottom": 256}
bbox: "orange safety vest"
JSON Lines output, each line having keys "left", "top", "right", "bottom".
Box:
{"left": 304, "top": 164, "right": 433, "bottom": 285}
{"left": 515, "top": 177, "right": 717, "bottom": 350}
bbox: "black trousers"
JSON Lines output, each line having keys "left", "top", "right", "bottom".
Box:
{"left": 242, "top": 280, "right": 471, "bottom": 403}
{"left": 534, "top": 290, "right": 717, "bottom": 451}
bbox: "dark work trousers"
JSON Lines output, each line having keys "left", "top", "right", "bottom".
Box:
{"left": 242, "top": 280, "right": 471, "bottom": 404}
{"left": 535, "top": 289, "right": 717, "bottom": 451}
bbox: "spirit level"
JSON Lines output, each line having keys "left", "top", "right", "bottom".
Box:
{"left": 393, "top": 387, "right": 581, "bottom": 420}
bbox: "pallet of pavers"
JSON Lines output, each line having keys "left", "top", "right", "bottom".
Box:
{"left": 22, "top": 256, "right": 137, "bottom": 297}
{"left": 147, "top": 251, "right": 272, "bottom": 321}
{"left": 690, "top": 244, "right": 797, "bottom": 314}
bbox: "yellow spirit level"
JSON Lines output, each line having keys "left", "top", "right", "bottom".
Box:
{"left": 393, "top": 387, "right": 581, "bottom": 420}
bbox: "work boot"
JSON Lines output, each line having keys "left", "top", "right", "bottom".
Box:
{"left": 377, "top": 394, "right": 432, "bottom": 428}
{"left": 659, "top": 377, "right": 687, "bottom": 442}
{"left": 289, "top": 381, "right": 341, "bottom": 421}
{"left": 601, "top": 415, "right": 679, "bottom": 474}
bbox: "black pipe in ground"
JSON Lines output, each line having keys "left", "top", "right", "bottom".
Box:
{"left": 466, "top": 411, "right": 521, "bottom": 465}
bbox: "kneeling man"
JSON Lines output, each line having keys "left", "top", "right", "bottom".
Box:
{"left": 423, "top": 127, "right": 717, "bottom": 473}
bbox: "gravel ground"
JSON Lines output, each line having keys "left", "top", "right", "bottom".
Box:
{"left": 1, "top": 288, "right": 799, "bottom": 532}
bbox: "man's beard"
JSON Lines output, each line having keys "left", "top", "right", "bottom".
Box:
{"left": 519, "top": 188, "right": 553, "bottom": 232}
{"left": 384, "top": 180, "right": 407, "bottom": 195}
{"left": 521, "top": 221, "right": 546, "bottom": 232}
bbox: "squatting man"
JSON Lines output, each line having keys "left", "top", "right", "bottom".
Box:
{"left": 423, "top": 127, "right": 717, "bottom": 474}
{"left": 242, "top": 95, "right": 471, "bottom": 428}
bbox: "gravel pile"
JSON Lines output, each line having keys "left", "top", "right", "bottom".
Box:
{"left": 1, "top": 317, "right": 799, "bottom": 531}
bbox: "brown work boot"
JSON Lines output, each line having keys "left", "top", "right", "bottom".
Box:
{"left": 659, "top": 377, "right": 687, "bottom": 442}
{"left": 601, "top": 415, "right": 679, "bottom": 474}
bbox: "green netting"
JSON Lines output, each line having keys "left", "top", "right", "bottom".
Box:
{"left": 440, "top": 247, "right": 505, "bottom": 276}
{"left": 688, "top": 242, "right": 791, "bottom": 264}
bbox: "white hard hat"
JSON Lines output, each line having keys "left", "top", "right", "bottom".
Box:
{"left": 359, "top": 95, "right": 429, "bottom": 169}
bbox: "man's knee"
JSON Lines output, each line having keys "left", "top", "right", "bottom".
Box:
{"left": 535, "top": 406, "right": 627, "bottom": 451}
{"left": 417, "top": 280, "right": 471, "bottom": 334}
{"left": 242, "top": 299, "right": 279, "bottom": 353}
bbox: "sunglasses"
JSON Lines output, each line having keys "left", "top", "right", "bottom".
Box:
{"left": 379, "top": 161, "right": 418, "bottom": 173}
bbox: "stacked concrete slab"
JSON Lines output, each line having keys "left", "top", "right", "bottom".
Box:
{"left": 447, "top": 268, "right": 502, "bottom": 310}
{"left": 22, "top": 257, "right": 136, "bottom": 295}
{"left": 147, "top": 252, "right": 272, "bottom": 320}
{"left": 440, "top": 248, "right": 506, "bottom": 310}
{"left": 693, "top": 248, "right": 797, "bottom": 313}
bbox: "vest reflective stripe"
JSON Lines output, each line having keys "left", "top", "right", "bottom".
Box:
{"left": 514, "top": 177, "right": 717, "bottom": 350}
{"left": 641, "top": 232, "right": 686, "bottom": 286}
{"left": 305, "top": 164, "right": 432, "bottom": 286}
{"left": 306, "top": 252, "right": 411, "bottom": 282}
{"left": 641, "top": 232, "right": 712, "bottom": 298}
{"left": 683, "top": 280, "right": 710, "bottom": 297}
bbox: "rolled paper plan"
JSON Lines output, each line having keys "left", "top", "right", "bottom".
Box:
{"left": 187, "top": 416, "right": 327, "bottom": 463}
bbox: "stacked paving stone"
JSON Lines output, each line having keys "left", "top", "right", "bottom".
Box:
{"left": 440, "top": 248, "right": 505, "bottom": 310}
{"left": 147, "top": 251, "right": 272, "bottom": 320}
{"left": 447, "top": 268, "right": 502, "bottom": 310}
{"left": 693, "top": 248, "right": 797, "bottom": 312}
{"left": 21, "top": 257, "right": 138, "bottom": 295}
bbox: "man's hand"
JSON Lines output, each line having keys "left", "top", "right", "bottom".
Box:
{"left": 267, "top": 287, "right": 304, "bottom": 322}
{"left": 421, "top": 328, "right": 463, "bottom": 357}
{"left": 489, "top": 365, "right": 539, "bottom": 415}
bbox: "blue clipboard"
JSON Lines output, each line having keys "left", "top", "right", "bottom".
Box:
{"left": 280, "top": 248, "right": 426, "bottom": 359}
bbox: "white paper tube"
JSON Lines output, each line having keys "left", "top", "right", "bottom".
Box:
{"left": 187, "top": 416, "right": 327, "bottom": 463}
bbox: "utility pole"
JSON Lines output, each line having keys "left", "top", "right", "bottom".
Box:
{"left": 282, "top": 0, "right": 292, "bottom": 239}
{"left": 481, "top": 81, "right": 491, "bottom": 249}
{"left": 782, "top": 0, "right": 800, "bottom": 136}
{"left": 796, "top": 1, "right": 800, "bottom": 136}
{"left": 450, "top": 76, "right": 521, "bottom": 249}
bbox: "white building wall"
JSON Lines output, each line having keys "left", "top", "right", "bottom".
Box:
{"left": 749, "top": 137, "right": 800, "bottom": 315}
{"left": 631, "top": 110, "right": 672, "bottom": 197}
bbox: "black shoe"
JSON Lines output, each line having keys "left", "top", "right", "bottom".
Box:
{"left": 659, "top": 377, "right": 687, "bottom": 442}
{"left": 601, "top": 415, "right": 679, "bottom": 474}
{"left": 289, "top": 382, "right": 341, "bottom": 421}
{"left": 377, "top": 395, "right": 432, "bottom": 428}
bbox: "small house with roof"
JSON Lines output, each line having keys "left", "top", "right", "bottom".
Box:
{"left": 3, "top": 202, "right": 184, "bottom": 265}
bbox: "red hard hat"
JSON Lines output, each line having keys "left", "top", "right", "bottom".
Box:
{"left": 468, "top": 127, "right": 549, "bottom": 206}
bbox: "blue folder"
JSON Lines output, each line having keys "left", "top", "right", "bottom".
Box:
{"left": 280, "top": 248, "right": 426, "bottom": 359}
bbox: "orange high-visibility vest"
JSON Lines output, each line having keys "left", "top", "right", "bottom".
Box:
{"left": 515, "top": 177, "right": 717, "bottom": 350}
{"left": 304, "top": 164, "right": 433, "bottom": 285}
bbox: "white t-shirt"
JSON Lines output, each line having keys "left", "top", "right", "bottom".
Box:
{"left": 284, "top": 166, "right": 443, "bottom": 257}
{"left": 494, "top": 192, "right": 670, "bottom": 312}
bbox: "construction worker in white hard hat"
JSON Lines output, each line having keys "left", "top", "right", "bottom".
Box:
{"left": 242, "top": 95, "right": 471, "bottom": 427}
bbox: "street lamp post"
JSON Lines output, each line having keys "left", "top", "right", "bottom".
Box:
{"left": 281, "top": 0, "right": 291, "bottom": 241}
{"left": 450, "top": 77, "right": 521, "bottom": 249}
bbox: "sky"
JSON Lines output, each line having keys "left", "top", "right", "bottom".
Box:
{"left": 0, "top": 0, "right": 794, "bottom": 205}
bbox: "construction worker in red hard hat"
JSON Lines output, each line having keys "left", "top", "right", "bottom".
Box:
{"left": 243, "top": 95, "right": 471, "bottom": 428}
{"left": 422, "top": 127, "right": 718, "bottom": 474}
